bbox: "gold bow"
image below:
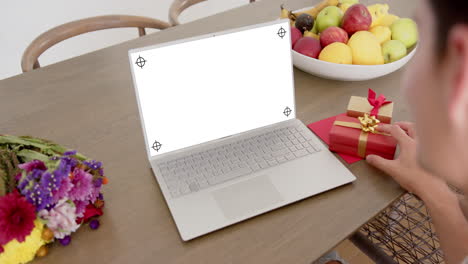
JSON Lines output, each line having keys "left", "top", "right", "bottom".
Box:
{"left": 358, "top": 113, "right": 380, "bottom": 133}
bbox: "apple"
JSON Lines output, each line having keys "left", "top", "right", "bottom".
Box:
{"left": 320, "top": 26, "right": 349, "bottom": 47}
{"left": 293, "top": 37, "right": 322, "bottom": 59}
{"left": 391, "top": 18, "right": 419, "bottom": 48}
{"left": 382, "top": 40, "right": 407, "bottom": 63}
{"left": 290, "top": 27, "right": 302, "bottom": 48}
{"left": 316, "top": 6, "right": 343, "bottom": 33}
{"left": 342, "top": 4, "right": 372, "bottom": 35}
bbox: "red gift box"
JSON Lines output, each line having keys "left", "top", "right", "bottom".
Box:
{"left": 329, "top": 115, "right": 397, "bottom": 160}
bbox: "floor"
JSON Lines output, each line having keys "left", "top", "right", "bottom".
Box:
{"left": 335, "top": 240, "right": 374, "bottom": 264}
{"left": 332, "top": 193, "right": 444, "bottom": 264}
{"left": 1, "top": 0, "right": 250, "bottom": 80}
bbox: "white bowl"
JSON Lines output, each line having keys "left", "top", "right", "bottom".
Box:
{"left": 290, "top": 5, "right": 417, "bottom": 81}
{"left": 292, "top": 47, "right": 416, "bottom": 81}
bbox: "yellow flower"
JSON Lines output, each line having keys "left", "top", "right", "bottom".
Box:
{"left": 0, "top": 219, "right": 46, "bottom": 264}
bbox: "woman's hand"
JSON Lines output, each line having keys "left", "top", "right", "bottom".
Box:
{"left": 366, "top": 122, "right": 443, "bottom": 197}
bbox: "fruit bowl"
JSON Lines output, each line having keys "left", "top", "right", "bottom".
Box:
{"left": 292, "top": 44, "right": 416, "bottom": 81}
{"left": 286, "top": 2, "right": 418, "bottom": 81}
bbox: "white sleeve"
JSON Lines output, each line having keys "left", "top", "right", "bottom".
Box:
{"left": 463, "top": 257, "right": 468, "bottom": 264}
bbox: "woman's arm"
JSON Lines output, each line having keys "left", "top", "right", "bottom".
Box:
{"left": 420, "top": 180, "right": 468, "bottom": 264}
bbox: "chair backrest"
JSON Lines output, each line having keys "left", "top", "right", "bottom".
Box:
{"left": 21, "top": 15, "right": 171, "bottom": 72}
{"left": 169, "top": 0, "right": 255, "bottom": 26}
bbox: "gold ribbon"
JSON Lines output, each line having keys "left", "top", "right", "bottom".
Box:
{"left": 334, "top": 114, "right": 387, "bottom": 158}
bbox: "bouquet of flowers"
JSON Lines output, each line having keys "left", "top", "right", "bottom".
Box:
{"left": 0, "top": 135, "right": 108, "bottom": 264}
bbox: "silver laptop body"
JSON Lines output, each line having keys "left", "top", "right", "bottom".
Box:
{"left": 129, "top": 19, "right": 356, "bottom": 241}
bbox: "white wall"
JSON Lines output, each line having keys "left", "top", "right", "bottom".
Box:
{"left": 0, "top": 0, "right": 250, "bottom": 80}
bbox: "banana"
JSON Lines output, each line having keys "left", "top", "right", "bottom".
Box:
{"left": 367, "top": 4, "right": 390, "bottom": 28}
{"left": 338, "top": 0, "right": 359, "bottom": 11}
{"left": 294, "top": 0, "right": 340, "bottom": 19}
{"left": 280, "top": 4, "right": 297, "bottom": 22}
{"left": 339, "top": 3, "right": 352, "bottom": 13}
{"left": 280, "top": 4, "right": 290, "bottom": 19}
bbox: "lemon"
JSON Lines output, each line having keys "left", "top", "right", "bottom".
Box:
{"left": 370, "top": 26, "right": 392, "bottom": 44}
{"left": 318, "top": 43, "right": 353, "bottom": 64}
{"left": 379, "top": 14, "right": 400, "bottom": 27}
{"left": 304, "top": 30, "right": 320, "bottom": 40}
{"left": 368, "top": 4, "right": 389, "bottom": 28}
{"left": 347, "top": 31, "right": 384, "bottom": 65}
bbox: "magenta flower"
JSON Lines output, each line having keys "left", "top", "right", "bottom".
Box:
{"left": 0, "top": 192, "right": 36, "bottom": 245}
{"left": 18, "top": 160, "right": 46, "bottom": 173}
{"left": 74, "top": 200, "right": 89, "bottom": 218}
{"left": 68, "top": 168, "right": 93, "bottom": 201}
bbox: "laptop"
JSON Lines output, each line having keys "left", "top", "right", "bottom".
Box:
{"left": 128, "top": 19, "right": 356, "bottom": 241}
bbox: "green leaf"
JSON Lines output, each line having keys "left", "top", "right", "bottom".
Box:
{"left": 0, "top": 135, "right": 50, "bottom": 149}
{"left": 16, "top": 149, "right": 50, "bottom": 163}
{"left": 0, "top": 149, "right": 20, "bottom": 195}
{"left": 0, "top": 169, "right": 7, "bottom": 196}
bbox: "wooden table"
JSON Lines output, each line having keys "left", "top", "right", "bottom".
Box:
{"left": 0, "top": 0, "right": 416, "bottom": 263}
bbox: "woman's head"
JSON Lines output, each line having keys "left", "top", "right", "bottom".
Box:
{"left": 402, "top": 0, "right": 468, "bottom": 189}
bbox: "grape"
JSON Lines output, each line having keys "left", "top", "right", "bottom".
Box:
{"left": 295, "top": 14, "right": 314, "bottom": 34}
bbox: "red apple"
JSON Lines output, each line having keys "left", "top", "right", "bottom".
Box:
{"left": 342, "top": 4, "right": 372, "bottom": 35}
{"left": 293, "top": 37, "right": 322, "bottom": 59}
{"left": 290, "top": 27, "right": 302, "bottom": 48}
{"left": 320, "top": 26, "right": 349, "bottom": 47}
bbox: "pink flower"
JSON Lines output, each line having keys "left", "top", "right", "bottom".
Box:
{"left": 52, "top": 177, "right": 73, "bottom": 203}
{"left": 0, "top": 192, "right": 36, "bottom": 245}
{"left": 68, "top": 168, "right": 93, "bottom": 201}
{"left": 38, "top": 199, "right": 79, "bottom": 239}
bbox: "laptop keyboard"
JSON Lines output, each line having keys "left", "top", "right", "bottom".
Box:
{"left": 157, "top": 124, "right": 321, "bottom": 198}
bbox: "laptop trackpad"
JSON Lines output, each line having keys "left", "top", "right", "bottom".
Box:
{"left": 212, "top": 175, "right": 284, "bottom": 220}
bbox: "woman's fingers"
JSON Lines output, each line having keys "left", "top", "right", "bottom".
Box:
{"left": 378, "top": 124, "right": 412, "bottom": 146}
{"left": 377, "top": 124, "right": 392, "bottom": 133}
{"left": 394, "top": 121, "right": 416, "bottom": 138}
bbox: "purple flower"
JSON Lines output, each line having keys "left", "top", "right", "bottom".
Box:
{"left": 55, "top": 158, "right": 72, "bottom": 177}
{"left": 63, "top": 150, "right": 77, "bottom": 156}
{"left": 59, "top": 155, "right": 78, "bottom": 169}
{"left": 84, "top": 160, "right": 102, "bottom": 171}
{"left": 93, "top": 178, "right": 102, "bottom": 188}
{"left": 18, "top": 160, "right": 46, "bottom": 173}
{"left": 68, "top": 168, "right": 93, "bottom": 201}
{"left": 59, "top": 236, "right": 71, "bottom": 246}
{"left": 18, "top": 169, "right": 54, "bottom": 211}
{"left": 40, "top": 171, "right": 61, "bottom": 193}
{"left": 89, "top": 219, "right": 100, "bottom": 230}
{"left": 25, "top": 181, "right": 53, "bottom": 211}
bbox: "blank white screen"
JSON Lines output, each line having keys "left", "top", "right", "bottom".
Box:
{"left": 130, "top": 20, "right": 295, "bottom": 157}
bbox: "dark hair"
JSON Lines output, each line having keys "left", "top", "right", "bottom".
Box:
{"left": 429, "top": 0, "right": 468, "bottom": 53}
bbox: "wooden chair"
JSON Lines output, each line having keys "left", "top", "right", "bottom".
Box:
{"left": 169, "top": 0, "right": 255, "bottom": 26}
{"left": 21, "top": 15, "right": 171, "bottom": 72}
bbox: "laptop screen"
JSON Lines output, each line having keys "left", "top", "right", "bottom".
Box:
{"left": 129, "top": 20, "right": 295, "bottom": 157}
